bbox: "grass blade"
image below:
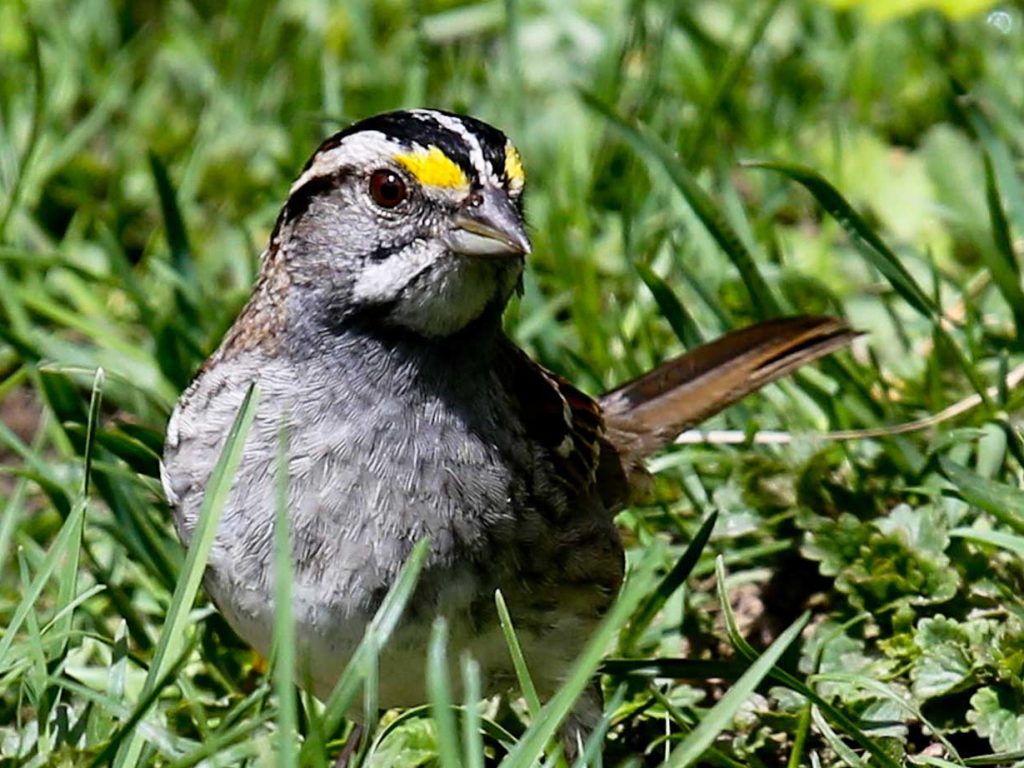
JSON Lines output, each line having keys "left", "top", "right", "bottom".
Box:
{"left": 745, "top": 160, "right": 935, "bottom": 318}
{"left": 0, "top": 29, "right": 44, "bottom": 241}
{"left": 949, "top": 527, "right": 1024, "bottom": 557}
{"left": 665, "top": 611, "right": 809, "bottom": 767}
{"left": 90, "top": 637, "right": 199, "bottom": 767}
{"left": 963, "top": 99, "right": 1024, "bottom": 248}
{"left": 635, "top": 263, "right": 704, "bottom": 348}
{"left": 299, "top": 538, "right": 430, "bottom": 764}
{"left": 148, "top": 151, "right": 196, "bottom": 297}
{"left": 0, "top": 497, "right": 88, "bottom": 669}
{"left": 502, "top": 557, "right": 659, "bottom": 768}
{"left": 810, "top": 706, "right": 867, "bottom": 768}
{"left": 495, "top": 588, "right": 542, "bottom": 716}
{"left": 747, "top": 159, "right": 993, "bottom": 406}
{"left": 581, "top": 91, "right": 781, "bottom": 318}
{"left": 600, "top": 658, "right": 744, "bottom": 680}
{"left": 273, "top": 423, "right": 297, "bottom": 768}
{"left": 52, "top": 368, "right": 103, "bottom": 661}
{"left": 939, "top": 457, "right": 1024, "bottom": 535}
{"left": 787, "top": 702, "right": 812, "bottom": 768}
{"left": 714, "top": 557, "right": 900, "bottom": 768}
{"left": 980, "top": 153, "right": 1024, "bottom": 333}
{"left": 114, "top": 383, "right": 259, "bottom": 767}
{"left": 685, "top": 0, "right": 784, "bottom": 160}
{"left": 623, "top": 511, "right": 718, "bottom": 651}
{"left": 461, "top": 655, "right": 485, "bottom": 768}
{"left": 572, "top": 682, "right": 627, "bottom": 768}
{"left": 428, "top": 618, "right": 461, "bottom": 768}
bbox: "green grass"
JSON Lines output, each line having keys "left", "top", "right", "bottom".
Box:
{"left": 3, "top": 0, "right": 1024, "bottom": 765}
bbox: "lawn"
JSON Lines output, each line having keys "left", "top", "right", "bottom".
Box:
{"left": 2, "top": 0, "right": 1024, "bottom": 765}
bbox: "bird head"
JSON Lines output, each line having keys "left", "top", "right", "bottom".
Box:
{"left": 272, "top": 109, "right": 530, "bottom": 339}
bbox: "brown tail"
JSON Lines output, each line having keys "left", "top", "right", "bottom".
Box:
{"left": 599, "top": 316, "right": 859, "bottom": 465}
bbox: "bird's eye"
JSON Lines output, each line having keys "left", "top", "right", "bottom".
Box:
{"left": 368, "top": 170, "right": 408, "bottom": 209}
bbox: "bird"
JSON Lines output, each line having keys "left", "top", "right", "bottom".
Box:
{"left": 160, "top": 108, "right": 856, "bottom": 749}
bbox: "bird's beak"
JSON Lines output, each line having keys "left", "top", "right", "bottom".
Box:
{"left": 447, "top": 187, "right": 531, "bottom": 257}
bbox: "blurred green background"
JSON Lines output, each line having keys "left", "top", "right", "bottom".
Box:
{"left": 2, "top": 0, "right": 1024, "bottom": 765}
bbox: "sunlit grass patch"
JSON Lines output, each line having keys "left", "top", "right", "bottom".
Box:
{"left": 2, "top": 1, "right": 1024, "bottom": 765}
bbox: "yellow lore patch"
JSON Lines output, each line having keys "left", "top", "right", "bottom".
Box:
{"left": 504, "top": 143, "right": 525, "bottom": 190}
{"left": 394, "top": 146, "right": 469, "bottom": 190}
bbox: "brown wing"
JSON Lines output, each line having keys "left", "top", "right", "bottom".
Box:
{"left": 499, "top": 315, "right": 856, "bottom": 507}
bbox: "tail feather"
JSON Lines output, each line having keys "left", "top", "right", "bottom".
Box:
{"left": 600, "top": 316, "right": 858, "bottom": 464}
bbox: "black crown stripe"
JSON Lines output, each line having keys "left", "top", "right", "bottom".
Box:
{"left": 301, "top": 110, "right": 510, "bottom": 186}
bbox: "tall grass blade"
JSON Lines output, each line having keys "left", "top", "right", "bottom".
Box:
{"left": 572, "top": 683, "right": 627, "bottom": 768}
{"left": 665, "top": 611, "right": 809, "bottom": 767}
{"left": 148, "top": 152, "right": 196, "bottom": 298}
{"left": 685, "top": 0, "right": 784, "bottom": 160}
{"left": 87, "top": 620, "right": 127, "bottom": 744}
{"left": 358, "top": 632, "right": 380, "bottom": 767}
{"left": 299, "top": 538, "right": 430, "bottom": 764}
{"left": 53, "top": 368, "right": 103, "bottom": 661}
{"left": 747, "top": 159, "right": 992, "bottom": 405}
{"left": 963, "top": 100, "right": 1024, "bottom": 245}
{"left": 812, "top": 673, "right": 961, "bottom": 761}
{"left": 787, "top": 702, "right": 812, "bottom": 768}
{"left": 0, "top": 497, "right": 88, "bottom": 669}
{"left": 745, "top": 160, "right": 935, "bottom": 317}
{"left": 90, "top": 638, "right": 199, "bottom": 767}
{"left": 428, "top": 618, "right": 461, "bottom": 768}
{"left": 0, "top": 30, "right": 44, "bottom": 241}
{"left": 810, "top": 707, "right": 866, "bottom": 767}
{"left": 980, "top": 153, "right": 1024, "bottom": 333}
{"left": 628, "top": 511, "right": 717, "bottom": 646}
{"left": 461, "top": 655, "right": 484, "bottom": 768}
{"left": 635, "top": 263, "right": 704, "bottom": 348}
{"left": 273, "top": 423, "right": 297, "bottom": 768}
{"left": 502, "top": 558, "right": 658, "bottom": 768}
{"left": 113, "top": 384, "right": 259, "bottom": 767}
{"left": 495, "top": 588, "right": 541, "bottom": 716}
{"left": 714, "top": 557, "right": 900, "bottom": 768}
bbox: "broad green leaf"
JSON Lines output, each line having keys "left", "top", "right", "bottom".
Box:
{"left": 969, "top": 687, "right": 1024, "bottom": 753}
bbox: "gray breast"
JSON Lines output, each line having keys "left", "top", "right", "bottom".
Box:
{"left": 162, "top": 329, "right": 574, "bottom": 619}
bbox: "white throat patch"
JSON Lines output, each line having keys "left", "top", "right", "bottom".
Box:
{"left": 351, "top": 240, "right": 507, "bottom": 337}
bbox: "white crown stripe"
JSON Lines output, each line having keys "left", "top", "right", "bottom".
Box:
{"left": 288, "top": 131, "right": 400, "bottom": 194}
{"left": 413, "top": 110, "right": 502, "bottom": 188}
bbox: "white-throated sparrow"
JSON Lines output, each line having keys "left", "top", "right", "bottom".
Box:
{"left": 161, "top": 109, "right": 855, "bottom": 744}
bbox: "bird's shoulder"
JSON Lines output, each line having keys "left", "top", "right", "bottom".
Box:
{"left": 496, "top": 338, "right": 629, "bottom": 510}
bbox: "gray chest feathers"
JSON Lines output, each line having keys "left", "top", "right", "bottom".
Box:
{"left": 163, "top": 330, "right": 607, "bottom": 619}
